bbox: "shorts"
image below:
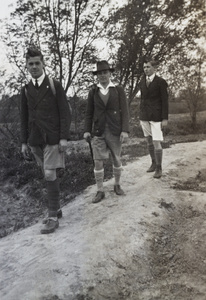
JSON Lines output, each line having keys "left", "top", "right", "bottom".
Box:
{"left": 30, "top": 144, "right": 65, "bottom": 170}
{"left": 140, "top": 121, "right": 163, "bottom": 141}
{"left": 92, "top": 126, "right": 122, "bottom": 164}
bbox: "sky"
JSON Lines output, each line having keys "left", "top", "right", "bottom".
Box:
{"left": 0, "top": 0, "right": 16, "bottom": 19}
{"left": 0, "top": 0, "right": 128, "bottom": 78}
{"left": 0, "top": 0, "right": 17, "bottom": 75}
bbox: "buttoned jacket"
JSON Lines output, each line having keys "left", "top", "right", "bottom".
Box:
{"left": 139, "top": 75, "right": 168, "bottom": 121}
{"left": 84, "top": 85, "right": 129, "bottom": 136}
{"left": 20, "top": 76, "right": 71, "bottom": 146}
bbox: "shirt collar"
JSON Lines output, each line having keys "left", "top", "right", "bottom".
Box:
{"left": 97, "top": 81, "right": 115, "bottom": 95}
{"left": 31, "top": 72, "right": 45, "bottom": 87}
{"left": 147, "top": 73, "right": 155, "bottom": 81}
{"left": 97, "top": 81, "right": 116, "bottom": 89}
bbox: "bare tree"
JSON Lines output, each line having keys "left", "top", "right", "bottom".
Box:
{"left": 181, "top": 50, "right": 206, "bottom": 128}
{"left": 106, "top": 0, "right": 205, "bottom": 104}
{"left": 1, "top": 0, "right": 111, "bottom": 95}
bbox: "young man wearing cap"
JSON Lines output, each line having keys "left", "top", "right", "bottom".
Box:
{"left": 84, "top": 60, "right": 129, "bottom": 203}
{"left": 139, "top": 58, "right": 168, "bottom": 178}
{"left": 20, "top": 47, "right": 71, "bottom": 234}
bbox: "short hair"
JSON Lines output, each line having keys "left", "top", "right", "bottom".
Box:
{"left": 143, "top": 57, "right": 158, "bottom": 67}
{"left": 26, "top": 47, "right": 44, "bottom": 61}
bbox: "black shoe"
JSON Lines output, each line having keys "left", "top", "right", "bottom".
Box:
{"left": 92, "top": 191, "right": 105, "bottom": 203}
{"left": 153, "top": 166, "right": 162, "bottom": 178}
{"left": 114, "top": 185, "right": 125, "bottom": 195}
{"left": 57, "top": 209, "right": 62, "bottom": 219}
{"left": 42, "top": 209, "right": 62, "bottom": 224}
{"left": 147, "top": 162, "right": 156, "bottom": 172}
{"left": 40, "top": 219, "right": 59, "bottom": 234}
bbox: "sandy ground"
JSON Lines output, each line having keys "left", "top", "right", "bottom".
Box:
{"left": 0, "top": 141, "right": 206, "bottom": 300}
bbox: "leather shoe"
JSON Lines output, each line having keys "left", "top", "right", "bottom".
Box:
{"left": 147, "top": 162, "right": 156, "bottom": 172}
{"left": 153, "top": 166, "right": 162, "bottom": 178}
{"left": 41, "top": 219, "right": 59, "bottom": 234}
{"left": 42, "top": 209, "right": 62, "bottom": 224}
{"left": 114, "top": 185, "right": 125, "bottom": 195}
{"left": 92, "top": 191, "right": 105, "bottom": 203}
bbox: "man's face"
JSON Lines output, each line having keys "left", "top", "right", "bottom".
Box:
{"left": 26, "top": 56, "right": 44, "bottom": 79}
{"left": 143, "top": 62, "right": 155, "bottom": 77}
{"left": 96, "top": 70, "right": 111, "bottom": 86}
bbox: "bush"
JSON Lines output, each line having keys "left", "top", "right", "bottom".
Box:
{"left": 0, "top": 138, "right": 114, "bottom": 238}
{"left": 0, "top": 137, "right": 113, "bottom": 207}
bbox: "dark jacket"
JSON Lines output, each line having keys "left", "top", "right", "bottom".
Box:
{"left": 20, "top": 75, "right": 71, "bottom": 146}
{"left": 139, "top": 75, "right": 168, "bottom": 121}
{"left": 84, "top": 85, "right": 129, "bottom": 136}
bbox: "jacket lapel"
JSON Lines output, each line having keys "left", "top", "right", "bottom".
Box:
{"left": 27, "top": 76, "right": 51, "bottom": 108}
{"left": 101, "top": 87, "right": 116, "bottom": 108}
{"left": 94, "top": 87, "right": 108, "bottom": 107}
{"left": 143, "top": 75, "right": 158, "bottom": 92}
{"left": 26, "top": 81, "right": 38, "bottom": 108}
{"left": 142, "top": 77, "right": 149, "bottom": 95}
{"left": 37, "top": 76, "right": 51, "bottom": 101}
{"left": 148, "top": 75, "right": 158, "bottom": 89}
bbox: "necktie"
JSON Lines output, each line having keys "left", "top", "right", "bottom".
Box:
{"left": 146, "top": 77, "right": 151, "bottom": 87}
{"left": 35, "top": 79, "right": 39, "bottom": 89}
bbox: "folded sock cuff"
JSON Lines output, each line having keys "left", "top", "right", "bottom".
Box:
{"left": 94, "top": 168, "right": 104, "bottom": 174}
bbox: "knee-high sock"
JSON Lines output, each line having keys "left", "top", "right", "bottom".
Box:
{"left": 94, "top": 169, "right": 104, "bottom": 192}
{"left": 113, "top": 166, "right": 122, "bottom": 185}
{"left": 148, "top": 144, "right": 155, "bottom": 163}
{"left": 155, "top": 149, "right": 163, "bottom": 167}
{"left": 46, "top": 179, "right": 60, "bottom": 217}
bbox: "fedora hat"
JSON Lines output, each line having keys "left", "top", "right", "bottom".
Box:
{"left": 92, "top": 60, "right": 115, "bottom": 75}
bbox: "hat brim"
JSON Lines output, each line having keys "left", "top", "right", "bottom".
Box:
{"left": 92, "top": 68, "right": 115, "bottom": 75}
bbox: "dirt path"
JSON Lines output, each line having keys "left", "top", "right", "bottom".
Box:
{"left": 0, "top": 141, "right": 206, "bottom": 300}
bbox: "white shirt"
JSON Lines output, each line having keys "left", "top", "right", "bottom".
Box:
{"left": 31, "top": 72, "right": 45, "bottom": 87}
{"left": 97, "top": 81, "right": 116, "bottom": 95}
{"left": 147, "top": 73, "right": 155, "bottom": 83}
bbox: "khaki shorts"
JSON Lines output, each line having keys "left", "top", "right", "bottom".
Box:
{"left": 30, "top": 144, "right": 65, "bottom": 170}
{"left": 92, "top": 126, "right": 122, "bottom": 165}
{"left": 140, "top": 121, "right": 163, "bottom": 141}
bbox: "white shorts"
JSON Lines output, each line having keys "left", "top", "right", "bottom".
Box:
{"left": 140, "top": 121, "right": 163, "bottom": 141}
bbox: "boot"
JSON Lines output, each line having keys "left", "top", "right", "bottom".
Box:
{"left": 153, "top": 166, "right": 162, "bottom": 178}
{"left": 147, "top": 161, "right": 156, "bottom": 172}
{"left": 42, "top": 208, "right": 62, "bottom": 224}
{"left": 114, "top": 185, "right": 125, "bottom": 195}
{"left": 92, "top": 191, "right": 105, "bottom": 203}
{"left": 41, "top": 218, "right": 59, "bottom": 234}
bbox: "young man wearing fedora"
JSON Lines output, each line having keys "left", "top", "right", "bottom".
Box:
{"left": 84, "top": 60, "right": 129, "bottom": 203}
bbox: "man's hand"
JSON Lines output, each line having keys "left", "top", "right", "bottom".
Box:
{"left": 120, "top": 132, "right": 129, "bottom": 143}
{"left": 161, "top": 119, "right": 168, "bottom": 129}
{"left": 59, "top": 139, "right": 68, "bottom": 152}
{"left": 83, "top": 132, "right": 91, "bottom": 143}
{"left": 21, "top": 143, "right": 32, "bottom": 161}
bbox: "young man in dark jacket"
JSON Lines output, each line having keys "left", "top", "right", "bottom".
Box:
{"left": 139, "top": 58, "right": 168, "bottom": 178}
{"left": 84, "top": 60, "right": 129, "bottom": 203}
{"left": 20, "top": 47, "right": 71, "bottom": 234}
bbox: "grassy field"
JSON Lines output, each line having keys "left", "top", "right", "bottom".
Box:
{"left": 169, "top": 110, "right": 206, "bottom": 121}
{"left": 166, "top": 110, "right": 206, "bottom": 136}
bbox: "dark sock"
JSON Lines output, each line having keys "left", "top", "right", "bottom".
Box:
{"left": 155, "top": 149, "right": 163, "bottom": 168}
{"left": 148, "top": 144, "right": 155, "bottom": 163}
{"left": 46, "top": 179, "right": 60, "bottom": 218}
